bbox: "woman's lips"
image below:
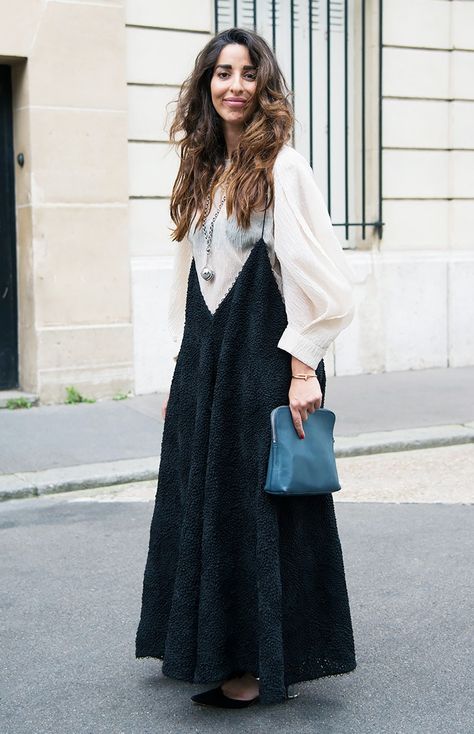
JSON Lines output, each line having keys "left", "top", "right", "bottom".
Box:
{"left": 223, "top": 98, "right": 246, "bottom": 108}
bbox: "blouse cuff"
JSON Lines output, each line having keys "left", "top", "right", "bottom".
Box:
{"left": 277, "top": 325, "right": 328, "bottom": 370}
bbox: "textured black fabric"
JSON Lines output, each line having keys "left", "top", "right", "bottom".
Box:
{"left": 135, "top": 237, "right": 357, "bottom": 704}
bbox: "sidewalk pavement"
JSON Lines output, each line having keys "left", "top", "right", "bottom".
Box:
{"left": 1, "top": 366, "right": 473, "bottom": 501}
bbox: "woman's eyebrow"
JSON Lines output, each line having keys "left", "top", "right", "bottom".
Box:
{"left": 215, "top": 64, "right": 257, "bottom": 70}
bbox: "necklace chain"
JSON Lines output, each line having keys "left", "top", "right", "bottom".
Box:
{"left": 202, "top": 192, "right": 226, "bottom": 253}
{"left": 200, "top": 190, "right": 226, "bottom": 281}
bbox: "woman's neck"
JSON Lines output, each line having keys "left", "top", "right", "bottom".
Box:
{"left": 223, "top": 122, "right": 243, "bottom": 158}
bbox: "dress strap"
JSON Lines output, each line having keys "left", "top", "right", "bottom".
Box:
{"left": 261, "top": 190, "right": 270, "bottom": 241}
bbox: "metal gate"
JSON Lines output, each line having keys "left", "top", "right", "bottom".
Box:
{"left": 214, "top": 0, "right": 383, "bottom": 245}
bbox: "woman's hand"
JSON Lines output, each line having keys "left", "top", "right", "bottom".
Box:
{"left": 161, "top": 393, "right": 169, "bottom": 420}
{"left": 288, "top": 357, "right": 322, "bottom": 439}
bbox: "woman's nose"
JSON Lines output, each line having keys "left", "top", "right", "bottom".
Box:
{"left": 229, "top": 75, "right": 244, "bottom": 94}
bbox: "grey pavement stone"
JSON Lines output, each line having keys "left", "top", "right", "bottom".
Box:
{"left": 0, "top": 396, "right": 164, "bottom": 474}
{"left": 0, "top": 474, "right": 33, "bottom": 500}
{"left": 0, "top": 458, "right": 159, "bottom": 501}
{"left": 59, "top": 443, "right": 473, "bottom": 506}
{"left": 335, "top": 422, "right": 474, "bottom": 456}
{"left": 327, "top": 365, "right": 474, "bottom": 435}
{"left": 0, "top": 366, "right": 473, "bottom": 501}
{"left": 1, "top": 423, "right": 473, "bottom": 502}
{"left": 0, "top": 496, "right": 472, "bottom": 734}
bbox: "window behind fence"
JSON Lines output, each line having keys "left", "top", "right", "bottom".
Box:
{"left": 215, "top": 0, "right": 383, "bottom": 247}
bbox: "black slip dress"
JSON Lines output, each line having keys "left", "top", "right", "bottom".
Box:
{"left": 135, "top": 206, "right": 357, "bottom": 705}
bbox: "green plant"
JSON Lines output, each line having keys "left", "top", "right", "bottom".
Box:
{"left": 112, "top": 392, "right": 129, "bottom": 401}
{"left": 6, "top": 397, "right": 32, "bottom": 410}
{"left": 65, "top": 386, "right": 96, "bottom": 404}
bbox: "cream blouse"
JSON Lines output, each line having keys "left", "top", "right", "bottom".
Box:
{"left": 168, "top": 144, "right": 356, "bottom": 370}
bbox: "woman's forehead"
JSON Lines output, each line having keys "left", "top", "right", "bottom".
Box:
{"left": 214, "top": 43, "right": 253, "bottom": 68}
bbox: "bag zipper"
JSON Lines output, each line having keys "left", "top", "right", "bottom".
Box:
{"left": 270, "top": 408, "right": 278, "bottom": 443}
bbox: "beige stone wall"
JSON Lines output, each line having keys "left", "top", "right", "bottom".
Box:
{"left": 2, "top": 0, "right": 473, "bottom": 403}
{"left": 382, "top": 0, "right": 474, "bottom": 252}
{"left": 1, "top": 0, "right": 132, "bottom": 403}
{"left": 126, "top": 0, "right": 213, "bottom": 393}
{"left": 338, "top": 0, "right": 474, "bottom": 374}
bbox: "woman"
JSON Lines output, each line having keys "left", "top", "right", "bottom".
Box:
{"left": 135, "top": 27, "right": 357, "bottom": 708}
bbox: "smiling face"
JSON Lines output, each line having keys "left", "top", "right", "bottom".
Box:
{"left": 210, "top": 43, "right": 258, "bottom": 133}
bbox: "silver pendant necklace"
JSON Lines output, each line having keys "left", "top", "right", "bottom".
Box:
{"left": 200, "top": 190, "right": 226, "bottom": 281}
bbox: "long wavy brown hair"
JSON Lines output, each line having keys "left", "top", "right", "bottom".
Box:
{"left": 169, "top": 28, "right": 294, "bottom": 241}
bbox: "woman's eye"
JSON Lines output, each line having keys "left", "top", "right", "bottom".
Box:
{"left": 216, "top": 72, "right": 256, "bottom": 81}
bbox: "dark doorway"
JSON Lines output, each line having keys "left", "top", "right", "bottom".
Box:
{"left": 0, "top": 64, "right": 18, "bottom": 389}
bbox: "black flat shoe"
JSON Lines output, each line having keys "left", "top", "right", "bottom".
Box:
{"left": 191, "top": 685, "right": 260, "bottom": 709}
{"left": 285, "top": 685, "right": 299, "bottom": 700}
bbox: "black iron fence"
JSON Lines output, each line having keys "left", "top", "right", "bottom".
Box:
{"left": 215, "top": 0, "right": 383, "bottom": 245}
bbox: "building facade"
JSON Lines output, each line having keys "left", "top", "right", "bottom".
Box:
{"left": 0, "top": 0, "right": 473, "bottom": 403}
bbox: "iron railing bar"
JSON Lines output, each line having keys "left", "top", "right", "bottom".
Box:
{"left": 344, "top": 0, "right": 349, "bottom": 240}
{"left": 309, "top": 0, "right": 314, "bottom": 168}
{"left": 327, "top": 0, "right": 331, "bottom": 216}
{"left": 234, "top": 0, "right": 238, "bottom": 26}
{"left": 253, "top": 0, "right": 257, "bottom": 30}
{"left": 378, "top": 0, "right": 383, "bottom": 238}
{"left": 361, "top": 0, "right": 366, "bottom": 239}
{"left": 214, "top": 0, "right": 219, "bottom": 32}
{"left": 290, "top": 0, "right": 295, "bottom": 93}
{"left": 290, "top": 0, "right": 296, "bottom": 147}
{"left": 272, "top": 0, "right": 276, "bottom": 49}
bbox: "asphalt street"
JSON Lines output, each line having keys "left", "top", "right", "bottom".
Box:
{"left": 1, "top": 446, "right": 473, "bottom": 734}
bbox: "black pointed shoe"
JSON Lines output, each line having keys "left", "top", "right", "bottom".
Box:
{"left": 191, "top": 685, "right": 260, "bottom": 708}
{"left": 285, "top": 685, "right": 299, "bottom": 700}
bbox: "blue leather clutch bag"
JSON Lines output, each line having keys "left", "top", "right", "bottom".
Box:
{"left": 264, "top": 405, "right": 341, "bottom": 495}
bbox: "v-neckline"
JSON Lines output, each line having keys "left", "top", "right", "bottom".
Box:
{"left": 192, "top": 238, "right": 266, "bottom": 320}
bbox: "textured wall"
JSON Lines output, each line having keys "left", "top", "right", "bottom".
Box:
{"left": 2, "top": 0, "right": 133, "bottom": 402}
{"left": 337, "top": 0, "right": 474, "bottom": 374}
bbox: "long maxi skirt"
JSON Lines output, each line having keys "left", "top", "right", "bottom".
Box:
{"left": 135, "top": 236, "right": 357, "bottom": 705}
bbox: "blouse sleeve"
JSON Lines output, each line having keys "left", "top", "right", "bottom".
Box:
{"left": 168, "top": 236, "right": 193, "bottom": 363}
{"left": 273, "top": 147, "right": 356, "bottom": 369}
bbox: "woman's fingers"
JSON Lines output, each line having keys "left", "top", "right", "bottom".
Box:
{"left": 289, "top": 376, "right": 323, "bottom": 439}
{"left": 290, "top": 401, "right": 322, "bottom": 439}
{"left": 289, "top": 403, "right": 305, "bottom": 439}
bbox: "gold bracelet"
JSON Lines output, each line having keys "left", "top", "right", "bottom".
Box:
{"left": 291, "top": 373, "right": 317, "bottom": 381}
